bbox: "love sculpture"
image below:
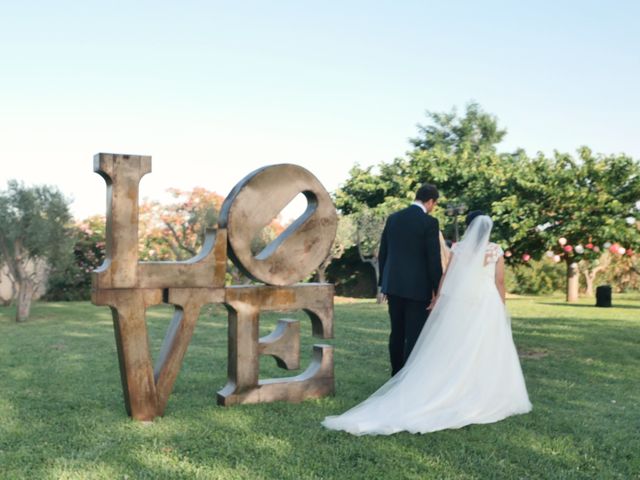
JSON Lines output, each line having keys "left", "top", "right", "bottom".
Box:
{"left": 91, "top": 154, "right": 338, "bottom": 421}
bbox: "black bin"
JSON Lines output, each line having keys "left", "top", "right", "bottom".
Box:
{"left": 595, "top": 285, "right": 612, "bottom": 308}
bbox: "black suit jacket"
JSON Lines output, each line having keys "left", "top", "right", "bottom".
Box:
{"left": 378, "top": 205, "right": 443, "bottom": 302}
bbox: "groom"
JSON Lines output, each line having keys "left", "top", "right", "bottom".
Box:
{"left": 378, "top": 184, "right": 443, "bottom": 375}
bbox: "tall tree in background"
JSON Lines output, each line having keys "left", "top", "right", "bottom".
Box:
{"left": 0, "top": 181, "right": 72, "bottom": 321}
{"left": 409, "top": 102, "right": 506, "bottom": 153}
{"left": 335, "top": 102, "right": 513, "bottom": 222}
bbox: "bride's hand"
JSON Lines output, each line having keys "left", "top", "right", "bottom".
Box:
{"left": 427, "top": 295, "right": 438, "bottom": 310}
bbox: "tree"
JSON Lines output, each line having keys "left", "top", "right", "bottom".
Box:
{"left": 315, "top": 215, "right": 355, "bottom": 283}
{"left": 139, "top": 187, "right": 225, "bottom": 261}
{"left": 44, "top": 215, "right": 106, "bottom": 301}
{"left": 354, "top": 209, "right": 388, "bottom": 291}
{"left": 600, "top": 248, "right": 640, "bottom": 292}
{"left": 409, "top": 102, "right": 506, "bottom": 154}
{"left": 492, "top": 148, "right": 640, "bottom": 301}
{"left": 0, "top": 181, "right": 73, "bottom": 321}
{"left": 580, "top": 252, "right": 611, "bottom": 297}
{"left": 335, "top": 103, "right": 514, "bottom": 222}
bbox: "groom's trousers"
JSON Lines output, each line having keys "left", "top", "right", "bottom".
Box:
{"left": 387, "top": 295, "right": 430, "bottom": 375}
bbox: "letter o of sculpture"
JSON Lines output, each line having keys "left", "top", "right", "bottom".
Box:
{"left": 219, "top": 164, "right": 338, "bottom": 286}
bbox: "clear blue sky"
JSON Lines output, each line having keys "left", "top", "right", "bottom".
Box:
{"left": 1, "top": 1, "right": 638, "bottom": 219}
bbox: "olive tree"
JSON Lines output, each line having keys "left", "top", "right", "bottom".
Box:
{"left": 0, "top": 181, "right": 72, "bottom": 321}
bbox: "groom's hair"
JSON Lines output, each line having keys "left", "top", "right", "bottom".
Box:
{"left": 415, "top": 183, "right": 439, "bottom": 202}
{"left": 465, "top": 210, "right": 486, "bottom": 226}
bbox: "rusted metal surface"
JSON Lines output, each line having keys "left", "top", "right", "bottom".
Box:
{"left": 219, "top": 164, "right": 338, "bottom": 286}
{"left": 93, "top": 287, "right": 164, "bottom": 420}
{"left": 218, "top": 284, "right": 334, "bottom": 406}
{"left": 91, "top": 154, "right": 336, "bottom": 420}
{"left": 259, "top": 319, "right": 300, "bottom": 370}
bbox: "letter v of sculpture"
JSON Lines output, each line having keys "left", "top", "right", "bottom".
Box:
{"left": 91, "top": 153, "right": 338, "bottom": 421}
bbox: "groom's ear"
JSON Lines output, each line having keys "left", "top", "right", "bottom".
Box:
{"left": 424, "top": 199, "right": 437, "bottom": 212}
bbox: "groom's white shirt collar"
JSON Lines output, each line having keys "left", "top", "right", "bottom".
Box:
{"left": 412, "top": 201, "right": 426, "bottom": 213}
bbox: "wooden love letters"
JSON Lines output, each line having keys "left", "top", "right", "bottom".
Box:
{"left": 91, "top": 154, "right": 338, "bottom": 421}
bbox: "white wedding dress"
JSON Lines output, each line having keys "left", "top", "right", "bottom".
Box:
{"left": 322, "top": 216, "right": 532, "bottom": 435}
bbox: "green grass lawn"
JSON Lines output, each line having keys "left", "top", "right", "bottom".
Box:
{"left": 0, "top": 294, "right": 638, "bottom": 479}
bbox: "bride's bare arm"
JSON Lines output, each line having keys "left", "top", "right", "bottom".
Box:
{"left": 436, "top": 254, "right": 452, "bottom": 293}
{"left": 495, "top": 256, "right": 506, "bottom": 304}
{"left": 428, "top": 253, "right": 453, "bottom": 310}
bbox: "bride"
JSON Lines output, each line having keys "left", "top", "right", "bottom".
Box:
{"left": 322, "top": 212, "right": 532, "bottom": 435}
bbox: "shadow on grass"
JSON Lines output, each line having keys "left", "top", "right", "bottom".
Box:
{"left": 538, "top": 302, "right": 640, "bottom": 310}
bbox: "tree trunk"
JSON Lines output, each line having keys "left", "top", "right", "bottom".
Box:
{"left": 364, "top": 258, "right": 380, "bottom": 295}
{"left": 566, "top": 261, "right": 579, "bottom": 303}
{"left": 357, "top": 237, "right": 380, "bottom": 296}
{"left": 583, "top": 271, "right": 594, "bottom": 297}
{"left": 16, "top": 279, "right": 34, "bottom": 322}
{"left": 315, "top": 266, "right": 327, "bottom": 283}
{"left": 579, "top": 254, "right": 611, "bottom": 298}
{"left": 372, "top": 259, "right": 380, "bottom": 290}
{"left": 314, "top": 255, "right": 332, "bottom": 283}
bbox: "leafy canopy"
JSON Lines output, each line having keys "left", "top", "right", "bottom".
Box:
{"left": 0, "top": 180, "right": 72, "bottom": 266}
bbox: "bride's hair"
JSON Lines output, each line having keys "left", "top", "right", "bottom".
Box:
{"left": 465, "top": 210, "right": 488, "bottom": 226}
